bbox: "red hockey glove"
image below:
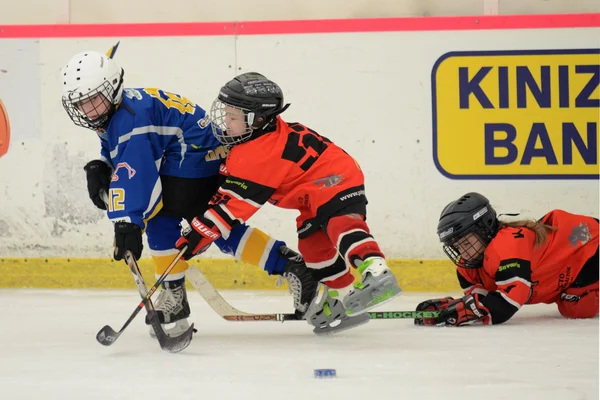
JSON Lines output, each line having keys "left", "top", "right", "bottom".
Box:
{"left": 175, "top": 216, "right": 221, "bottom": 260}
{"left": 414, "top": 297, "right": 455, "bottom": 326}
{"left": 435, "top": 294, "right": 489, "bottom": 327}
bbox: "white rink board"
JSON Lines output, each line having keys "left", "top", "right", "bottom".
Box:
{"left": 0, "top": 27, "right": 598, "bottom": 258}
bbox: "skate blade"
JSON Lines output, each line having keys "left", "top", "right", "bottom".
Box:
{"left": 312, "top": 313, "right": 370, "bottom": 335}
{"left": 149, "top": 320, "right": 191, "bottom": 339}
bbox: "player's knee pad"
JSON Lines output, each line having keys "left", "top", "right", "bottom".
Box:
{"left": 557, "top": 282, "right": 599, "bottom": 319}
{"left": 325, "top": 214, "right": 383, "bottom": 266}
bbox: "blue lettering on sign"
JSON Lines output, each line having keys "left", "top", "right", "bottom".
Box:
{"left": 484, "top": 123, "right": 517, "bottom": 165}
{"left": 459, "top": 67, "right": 494, "bottom": 109}
{"left": 563, "top": 122, "right": 598, "bottom": 164}
{"left": 516, "top": 66, "right": 551, "bottom": 108}
{"left": 485, "top": 122, "right": 598, "bottom": 165}
{"left": 575, "top": 65, "right": 600, "bottom": 108}
{"left": 459, "top": 65, "right": 599, "bottom": 109}
{"left": 521, "top": 123, "right": 558, "bottom": 165}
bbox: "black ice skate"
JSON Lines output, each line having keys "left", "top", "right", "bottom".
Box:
{"left": 281, "top": 253, "right": 320, "bottom": 319}
{"left": 146, "top": 280, "right": 191, "bottom": 338}
{"left": 278, "top": 245, "right": 369, "bottom": 334}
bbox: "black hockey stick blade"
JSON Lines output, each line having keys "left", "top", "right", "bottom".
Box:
{"left": 146, "top": 310, "right": 196, "bottom": 353}
{"left": 95, "top": 295, "right": 148, "bottom": 346}
{"left": 126, "top": 252, "right": 196, "bottom": 353}
{"left": 96, "top": 325, "right": 122, "bottom": 346}
{"left": 96, "top": 320, "right": 195, "bottom": 352}
{"left": 95, "top": 248, "right": 192, "bottom": 351}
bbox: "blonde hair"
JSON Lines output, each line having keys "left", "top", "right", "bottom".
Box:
{"left": 499, "top": 219, "right": 556, "bottom": 247}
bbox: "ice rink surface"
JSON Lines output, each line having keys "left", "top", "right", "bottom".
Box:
{"left": 0, "top": 289, "right": 597, "bottom": 400}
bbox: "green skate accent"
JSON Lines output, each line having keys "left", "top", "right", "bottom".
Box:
{"left": 323, "top": 301, "right": 332, "bottom": 317}
{"left": 353, "top": 282, "right": 365, "bottom": 290}
{"left": 328, "top": 290, "right": 339, "bottom": 298}
{"left": 356, "top": 258, "right": 376, "bottom": 275}
{"left": 345, "top": 287, "right": 399, "bottom": 316}
{"left": 366, "top": 287, "right": 399, "bottom": 308}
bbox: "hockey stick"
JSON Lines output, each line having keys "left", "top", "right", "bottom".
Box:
{"left": 96, "top": 248, "right": 195, "bottom": 353}
{"left": 185, "top": 266, "right": 438, "bottom": 322}
{"left": 185, "top": 266, "right": 299, "bottom": 321}
{"left": 368, "top": 310, "right": 439, "bottom": 319}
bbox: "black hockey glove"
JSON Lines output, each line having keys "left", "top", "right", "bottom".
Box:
{"left": 113, "top": 222, "right": 143, "bottom": 261}
{"left": 83, "top": 160, "right": 112, "bottom": 210}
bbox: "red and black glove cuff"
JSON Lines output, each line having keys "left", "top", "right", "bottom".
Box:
{"left": 414, "top": 297, "right": 456, "bottom": 326}
{"left": 436, "top": 294, "right": 490, "bottom": 327}
{"left": 176, "top": 215, "right": 221, "bottom": 260}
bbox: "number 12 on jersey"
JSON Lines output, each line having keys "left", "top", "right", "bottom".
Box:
{"left": 107, "top": 188, "right": 125, "bottom": 212}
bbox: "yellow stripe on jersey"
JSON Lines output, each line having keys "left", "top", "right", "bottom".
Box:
{"left": 152, "top": 250, "right": 189, "bottom": 280}
{"left": 239, "top": 228, "right": 273, "bottom": 268}
{"left": 142, "top": 199, "right": 163, "bottom": 232}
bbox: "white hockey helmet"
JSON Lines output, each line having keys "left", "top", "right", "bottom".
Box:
{"left": 61, "top": 51, "right": 124, "bottom": 131}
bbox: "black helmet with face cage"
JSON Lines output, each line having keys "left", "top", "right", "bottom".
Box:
{"left": 437, "top": 192, "right": 499, "bottom": 268}
{"left": 209, "top": 72, "right": 289, "bottom": 146}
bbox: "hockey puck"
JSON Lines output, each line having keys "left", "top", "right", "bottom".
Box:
{"left": 314, "top": 369, "right": 337, "bottom": 378}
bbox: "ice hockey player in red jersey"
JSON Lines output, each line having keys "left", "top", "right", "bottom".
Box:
{"left": 175, "top": 72, "right": 402, "bottom": 332}
{"left": 415, "top": 192, "right": 599, "bottom": 327}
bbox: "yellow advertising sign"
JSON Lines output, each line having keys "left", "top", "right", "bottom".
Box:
{"left": 432, "top": 49, "right": 599, "bottom": 179}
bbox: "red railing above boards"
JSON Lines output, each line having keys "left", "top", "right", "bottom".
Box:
{"left": 0, "top": 13, "right": 599, "bottom": 38}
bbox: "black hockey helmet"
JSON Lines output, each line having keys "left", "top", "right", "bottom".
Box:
{"left": 437, "top": 192, "right": 499, "bottom": 268}
{"left": 209, "top": 72, "right": 290, "bottom": 146}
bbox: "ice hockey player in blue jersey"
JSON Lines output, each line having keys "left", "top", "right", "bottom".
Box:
{"left": 59, "top": 44, "right": 321, "bottom": 338}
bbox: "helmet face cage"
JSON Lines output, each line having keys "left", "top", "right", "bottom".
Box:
{"left": 62, "top": 80, "right": 116, "bottom": 131}
{"left": 209, "top": 73, "right": 286, "bottom": 146}
{"left": 438, "top": 205, "right": 498, "bottom": 268}
{"left": 442, "top": 229, "right": 488, "bottom": 268}
{"left": 209, "top": 99, "right": 254, "bottom": 146}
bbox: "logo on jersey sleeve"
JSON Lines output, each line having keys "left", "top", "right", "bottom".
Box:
{"left": 124, "top": 88, "right": 143, "bottom": 100}
{"left": 205, "top": 145, "right": 229, "bottom": 161}
{"left": 314, "top": 174, "right": 345, "bottom": 190}
{"left": 568, "top": 222, "right": 592, "bottom": 246}
{"left": 197, "top": 117, "right": 210, "bottom": 129}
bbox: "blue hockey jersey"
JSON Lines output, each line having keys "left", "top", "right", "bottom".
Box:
{"left": 99, "top": 87, "right": 227, "bottom": 228}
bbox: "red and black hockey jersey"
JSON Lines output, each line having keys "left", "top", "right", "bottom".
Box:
{"left": 203, "top": 117, "right": 367, "bottom": 239}
{"left": 458, "top": 210, "right": 599, "bottom": 324}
